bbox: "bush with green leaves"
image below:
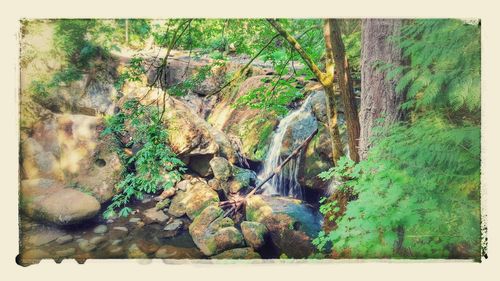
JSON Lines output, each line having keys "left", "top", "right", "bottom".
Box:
{"left": 102, "top": 99, "right": 186, "bottom": 218}
{"left": 315, "top": 115, "right": 480, "bottom": 258}
{"left": 314, "top": 19, "right": 481, "bottom": 258}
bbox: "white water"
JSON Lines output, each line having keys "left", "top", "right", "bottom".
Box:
{"left": 258, "top": 95, "right": 317, "bottom": 199}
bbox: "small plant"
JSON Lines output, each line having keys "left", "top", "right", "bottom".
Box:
{"left": 102, "top": 99, "right": 186, "bottom": 219}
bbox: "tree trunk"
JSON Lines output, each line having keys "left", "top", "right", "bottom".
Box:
{"left": 125, "top": 19, "right": 129, "bottom": 45}
{"left": 267, "top": 19, "right": 344, "bottom": 165}
{"left": 324, "top": 85, "right": 344, "bottom": 163}
{"left": 325, "top": 19, "right": 361, "bottom": 162}
{"left": 359, "top": 19, "right": 406, "bottom": 160}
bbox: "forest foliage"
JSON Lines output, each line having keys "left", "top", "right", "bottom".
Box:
{"left": 27, "top": 18, "right": 482, "bottom": 258}
{"left": 314, "top": 19, "right": 481, "bottom": 259}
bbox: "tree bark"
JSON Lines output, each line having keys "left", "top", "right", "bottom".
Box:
{"left": 359, "top": 19, "right": 406, "bottom": 160}
{"left": 324, "top": 19, "right": 361, "bottom": 162}
{"left": 125, "top": 19, "right": 129, "bottom": 45}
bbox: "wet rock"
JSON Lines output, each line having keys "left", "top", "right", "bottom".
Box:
{"left": 21, "top": 180, "right": 101, "bottom": 225}
{"left": 137, "top": 239, "right": 160, "bottom": 255}
{"left": 142, "top": 208, "right": 169, "bottom": 224}
{"left": 155, "top": 198, "right": 171, "bottom": 210}
{"left": 55, "top": 234, "right": 74, "bottom": 245}
{"left": 128, "top": 243, "right": 148, "bottom": 258}
{"left": 189, "top": 205, "right": 244, "bottom": 256}
{"left": 93, "top": 225, "right": 108, "bottom": 234}
{"left": 231, "top": 166, "right": 256, "bottom": 190}
{"left": 159, "top": 219, "right": 184, "bottom": 238}
{"left": 209, "top": 157, "right": 232, "bottom": 181}
{"left": 113, "top": 226, "right": 128, "bottom": 233}
{"left": 279, "top": 106, "right": 318, "bottom": 157}
{"left": 78, "top": 240, "right": 96, "bottom": 252}
{"left": 213, "top": 227, "right": 244, "bottom": 253}
{"left": 168, "top": 181, "right": 219, "bottom": 219}
{"left": 298, "top": 123, "right": 334, "bottom": 191}
{"left": 208, "top": 178, "right": 229, "bottom": 194}
{"left": 107, "top": 245, "right": 125, "bottom": 257}
{"left": 245, "top": 195, "right": 318, "bottom": 258}
{"left": 55, "top": 248, "right": 76, "bottom": 258}
{"left": 89, "top": 236, "right": 106, "bottom": 246}
{"left": 309, "top": 90, "right": 329, "bottom": 124}
{"left": 164, "top": 219, "right": 183, "bottom": 231}
{"left": 26, "top": 228, "right": 65, "bottom": 246}
{"left": 129, "top": 217, "right": 141, "bottom": 223}
{"left": 228, "top": 180, "right": 244, "bottom": 194}
{"left": 241, "top": 221, "right": 267, "bottom": 249}
{"left": 20, "top": 249, "right": 50, "bottom": 263}
{"left": 211, "top": 247, "right": 261, "bottom": 259}
{"left": 155, "top": 245, "right": 204, "bottom": 259}
{"left": 156, "top": 188, "right": 176, "bottom": 201}
{"left": 245, "top": 195, "right": 273, "bottom": 223}
{"left": 175, "top": 179, "right": 191, "bottom": 191}
{"left": 111, "top": 239, "right": 122, "bottom": 246}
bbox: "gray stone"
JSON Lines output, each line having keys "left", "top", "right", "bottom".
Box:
{"left": 142, "top": 208, "right": 169, "bottom": 224}
{"left": 211, "top": 247, "right": 261, "bottom": 259}
{"left": 189, "top": 205, "right": 244, "bottom": 256}
{"left": 241, "top": 221, "right": 267, "bottom": 249}
{"left": 26, "top": 228, "right": 64, "bottom": 246}
{"left": 128, "top": 243, "right": 148, "bottom": 258}
{"left": 78, "top": 239, "right": 96, "bottom": 252}
{"left": 89, "top": 236, "right": 106, "bottom": 246}
{"left": 209, "top": 157, "right": 232, "bottom": 181}
{"left": 163, "top": 219, "right": 183, "bottom": 232}
{"left": 129, "top": 217, "right": 141, "bottom": 223}
{"left": 21, "top": 181, "right": 101, "bottom": 225}
{"left": 55, "top": 234, "right": 74, "bottom": 245}
{"left": 168, "top": 181, "right": 219, "bottom": 219}
{"left": 113, "top": 226, "right": 128, "bottom": 233}
{"left": 111, "top": 239, "right": 122, "bottom": 246}
{"left": 55, "top": 248, "right": 76, "bottom": 257}
{"left": 93, "top": 225, "right": 108, "bottom": 234}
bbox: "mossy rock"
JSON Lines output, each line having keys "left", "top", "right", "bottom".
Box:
{"left": 298, "top": 123, "right": 334, "bottom": 191}
{"left": 238, "top": 115, "right": 277, "bottom": 162}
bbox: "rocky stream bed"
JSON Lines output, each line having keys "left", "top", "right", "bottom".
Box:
{"left": 19, "top": 25, "right": 341, "bottom": 264}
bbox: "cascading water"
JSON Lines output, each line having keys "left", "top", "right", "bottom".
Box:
{"left": 258, "top": 94, "right": 318, "bottom": 199}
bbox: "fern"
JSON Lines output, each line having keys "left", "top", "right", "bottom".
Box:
{"left": 318, "top": 115, "right": 480, "bottom": 258}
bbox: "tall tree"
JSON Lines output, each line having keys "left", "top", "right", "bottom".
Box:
{"left": 268, "top": 19, "right": 360, "bottom": 164}
{"left": 325, "top": 19, "right": 360, "bottom": 162}
{"left": 359, "top": 19, "right": 405, "bottom": 159}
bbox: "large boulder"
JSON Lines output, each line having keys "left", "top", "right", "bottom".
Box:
{"left": 120, "top": 87, "right": 238, "bottom": 175}
{"left": 209, "top": 157, "right": 232, "bottom": 181}
{"left": 245, "top": 195, "right": 320, "bottom": 258}
{"left": 20, "top": 179, "right": 101, "bottom": 225}
{"left": 188, "top": 205, "right": 244, "bottom": 256}
{"left": 25, "top": 114, "right": 123, "bottom": 203}
{"left": 245, "top": 195, "right": 273, "bottom": 223}
{"left": 168, "top": 181, "right": 219, "bottom": 219}
{"left": 211, "top": 247, "right": 261, "bottom": 259}
{"left": 208, "top": 75, "right": 278, "bottom": 162}
{"left": 241, "top": 221, "right": 267, "bottom": 249}
{"left": 21, "top": 138, "right": 64, "bottom": 181}
{"left": 297, "top": 124, "right": 334, "bottom": 191}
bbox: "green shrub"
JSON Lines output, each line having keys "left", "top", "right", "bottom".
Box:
{"left": 102, "top": 99, "right": 186, "bottom": 218}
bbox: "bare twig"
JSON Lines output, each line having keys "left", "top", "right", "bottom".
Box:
{"left": 205, "top": 34, "right": 280, "bottom": 97}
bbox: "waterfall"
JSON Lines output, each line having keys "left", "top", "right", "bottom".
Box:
{"left": 258, "top": 94, "right": 318, "bottom": 199}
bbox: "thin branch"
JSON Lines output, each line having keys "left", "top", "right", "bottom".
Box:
{"left": 205, "top": 34, "right": 280, "bottom": 97}
{"left": 267, "top": 19, "right": 329, "bottom": 85}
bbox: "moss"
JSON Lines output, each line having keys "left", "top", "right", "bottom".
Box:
{"left": 239, "top": 115, "right": 277, "bottom": 162}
